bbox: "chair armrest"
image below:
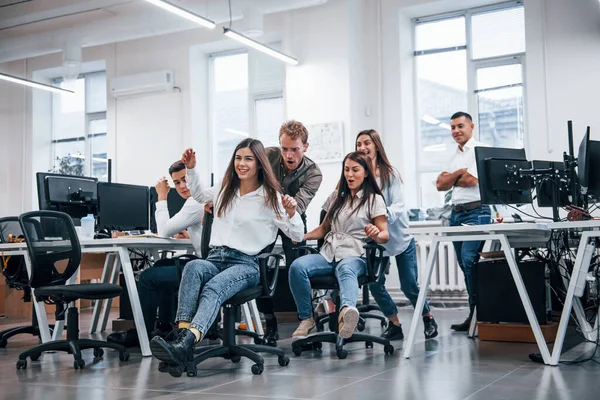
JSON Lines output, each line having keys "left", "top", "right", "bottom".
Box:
{"left": 293, "top": 245, "right": 319, "bottom": 258}
{"left": 363, "top": 242, "right": 387, "bottom": 282}
{"left": 258, "top": 253, "right": 283, "bottom": 297}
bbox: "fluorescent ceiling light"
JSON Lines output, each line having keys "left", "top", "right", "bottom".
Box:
{"left": 225, "top": 128, "right": 249, "bottom": 137}
{"left": 144, "top": 0, "right": 216, "bottom": 29}
{"left": 439, "top": 123, "right": 451, "bottom": 130}
{"left": 0, "top": 72, "right": 74, "bottom": 95}
{"left": 223, "top": 28, "right": 299, "bottom": 66}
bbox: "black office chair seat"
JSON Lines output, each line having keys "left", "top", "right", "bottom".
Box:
{"left": 35, "top": 283, "right": 123, "bottom": 301}
{"left": 225, "top": 286, "right": 264, "bottom": 305}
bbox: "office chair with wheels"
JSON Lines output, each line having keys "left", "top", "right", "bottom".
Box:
{"left": 160, "top": 210, "right": 290, "bottom": 377}
{"left": 15, "top": 211, "right": 129, "bottom": 370}
{"left": 292, "top": 241, "right": 394, "bottom": 359}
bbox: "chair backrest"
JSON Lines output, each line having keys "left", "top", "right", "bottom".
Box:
{"left": 200, "top": 209, "right": 214, "bottom": 259}
{"left": 0, "top": 216, "right": 30, "bottom": 287}
{"left": 18, "top": 211, "right": 82, "bottom": 289}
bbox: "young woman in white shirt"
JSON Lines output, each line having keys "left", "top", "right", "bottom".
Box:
{"left": 150, "top": 138, "right": 305, "bottom": 373}
{"left": 356, "top": 129, "right": 438, "bottom": 340}
{"left": 289, "top": 151, "right": 389, "bottom": 339}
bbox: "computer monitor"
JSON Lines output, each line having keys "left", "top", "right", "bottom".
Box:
{"left": 36, "top": 172, "right": 98, "bottom": 223}
{"left": 149, "top": 187, "right": 187, "bottom": 233}
{"left": 475, "top": 147, "right": 533, "bottom": 205}
{"left": 530, "top": 161, "right": 570, "bottom": 208}
{"left": 97, "top": 182, "right": 150, "bottom": 232}
{"left": 578, "top": 128, "right": 600, "bottom": 199}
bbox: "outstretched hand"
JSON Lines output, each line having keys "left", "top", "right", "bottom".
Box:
{"left": 182, "top": 148, "right": 196, "bottom": 169}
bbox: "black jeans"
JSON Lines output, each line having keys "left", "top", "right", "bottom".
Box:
{"left": 138, "top": 265, "right": 179, "bottom": 334}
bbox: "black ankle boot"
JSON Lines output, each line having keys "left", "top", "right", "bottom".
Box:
{"left": 423, "top": 316, "right": 438, "bottom": 339}
{"left": 263, "top": 326, "right": 279, "bottom": 347}
{"left": 450, "top": 315, "right": 472, "bottom": 332}
{"left": 150, "top": 329, "right": 196, "bottom": 377}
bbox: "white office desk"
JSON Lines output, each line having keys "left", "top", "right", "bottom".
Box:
{"left": 405, "top": 221, "right": 600, "bottom": 365}
{"left": 0, "top": 237, "right": 194, "bottom": 357}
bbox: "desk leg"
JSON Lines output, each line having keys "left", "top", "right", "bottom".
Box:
{"left": 468, "top": 307, "right": 477, "bottom": 338}
{"left": 101, "top": 257, "right": 122, "bottom": 332}
{"left": 89, "top": 253, "right": 115, "bottom": 334}
{"left": 404, "top": 238, "right": 439, "bottom": 359}
{"left": 551, "top": 233, "right": 594, "bottom": 365}
{"left": 499, "top": 235, "right": 552, "bottom": 364}
{"left": 117, "top": 247, "right": 151, "bottom": 357}
{"left": 241, "top": 303, "right": 256, "bottom": 333}
{"left": 249, "top": 300, "right": 264, "bottom": 336}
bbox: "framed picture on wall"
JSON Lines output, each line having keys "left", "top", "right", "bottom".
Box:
{"left": 305, "top": 121, "right": 344, "bottom": 163}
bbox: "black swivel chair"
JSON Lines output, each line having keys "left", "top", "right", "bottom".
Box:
{"left": 15, "top": 211, "right": 130, "bottom": 370}
{"left": 0, "top": 217, "right": 49, "bottom": 347}
{"left": 177, "top": 210, "right": 290, "bottom": 377}
{"left": 311, "top": 210, "right": 387, "bottom": 333}
{"left": 292, "top": 238, "right": 394, "bottom": 359}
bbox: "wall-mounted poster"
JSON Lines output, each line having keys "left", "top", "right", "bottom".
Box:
{"left": 306, "top": 121, "right": 344, "bottom": 163}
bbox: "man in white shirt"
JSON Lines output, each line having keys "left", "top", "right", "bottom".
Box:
{"left": 436, "top": 111, "right": 491, "bottom": 332}
{"left": 108, "top": 160, "right": 203, "bottom": 347}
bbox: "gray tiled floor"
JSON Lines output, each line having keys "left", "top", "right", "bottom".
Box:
{"left": 1, "top": 308, "right": 599, "bottom": 400}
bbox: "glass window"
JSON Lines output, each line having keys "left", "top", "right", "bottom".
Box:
{"left": 255, "top": 96, "right": 284, "bottom": 148}
{"left": 211, "top": 53, "right": 249, "bottom": 179}
{"left": 471, "top": 6, "right": 526, "bottom": 59}
{"left": 51, "top": 72, "right": 107, "bottom": 179}
{"left": 415, "top": 17, "right": 466, "bottom": 51}
{"left": 416, "top": 50, "right": 468, "bottom": 173}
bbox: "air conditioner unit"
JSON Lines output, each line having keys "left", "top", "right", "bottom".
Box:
{"left": 110, "top": 70, "right": 174, "bottom": 98}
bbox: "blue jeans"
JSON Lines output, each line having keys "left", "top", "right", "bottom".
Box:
{"left": 138, "top": 266, "right": 179, "bottom": 334}
{"left": 449, "top": 205, "right": 491, "bottom": 311}
{"left": 176, "top": 247, "right": 259, "bottom": 337}
{"left": 289, "top": 254, "right": 366, "bottom": 320}
{"left": 368, "top": 239, "right": 431, "bottom": 318}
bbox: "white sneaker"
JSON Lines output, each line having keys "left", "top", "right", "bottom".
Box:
{"left": 338, "top": 306, "right": 359, "bottom": 339}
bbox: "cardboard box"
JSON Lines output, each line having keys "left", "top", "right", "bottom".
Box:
{"left": 478, "top": 322, "right": 558, "bottom": 343}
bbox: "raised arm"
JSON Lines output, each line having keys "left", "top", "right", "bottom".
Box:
{"left": 156, "top": 199, "right": 203, "bottom": 238}
{"left": 181, "top": 148, "right": 216, "bottom": 204}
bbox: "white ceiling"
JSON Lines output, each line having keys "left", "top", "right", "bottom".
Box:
{"left": 0, "top": 0, "right": 328, "bottom": 63}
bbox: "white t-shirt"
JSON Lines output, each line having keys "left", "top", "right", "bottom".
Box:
{"left": 449, "top": 137, "right": 487, "bottom": 205}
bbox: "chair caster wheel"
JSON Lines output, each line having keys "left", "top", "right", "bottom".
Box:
{"left": 278, "top": 355, "right": 290, "bottom": 366}
{"left": 74, "top": 359, "right": 85, "bottom": 369}
{"left": 381, "top": 320, "right": 388, "bottom": 328}
{"left": 231, "top": 355, "right": 241, "bottom": 363}
{"left": 357, "top": 322, "right": 366, "bottom": 332}
{"left": 16, "top": 359, "right": 27, "bottom": 370}
{"left": 186, "top": 369, "right": 197, "bottom": 377}
{"left": 0, "top": 338, "right": 8, "bottom": 348}
{"left": 365, "top": 341, "right": 373, "bottom": 349}
{"left": 336, "top": 349, "right": 348, "bottom": 359}
{"left": 292, "top": 347, "right": 302, "bottom": 356}
{"left": 119, "top": 352, "right": 130, "bottom": 362}
{"left": 384, "top": 344, "right": 394, "bottom": 355}
{"left": 254, "top": 337, "right": 263, "bottom": 345}
{"left": 30, "top": 352, "right": 41, "bottom": 361}
{"left": 251, "top": 364, "right": 264, "bottom": 375}
{"left": 313, "top": 342, "right": 322, "bottom": 351}
{"left": 93, "top": 348, "right": 104, "bottom": 359}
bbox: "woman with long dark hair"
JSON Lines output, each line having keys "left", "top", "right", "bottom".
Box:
{"left": 355, "top": 129, "right": 438, "bottom": 340}
{"left": 289, "top": 151, "right": 389, "bottom": 339}
{"left": 150, "top": 138, "right": 305, "bottom": 372}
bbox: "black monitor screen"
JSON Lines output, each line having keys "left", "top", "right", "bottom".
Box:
{"left": 149, "top": 187, "right": 187, "bottom": 233}
{"left": 530, "top": 160, "right": 570, "bottom": 208}
{"left": 97, "top": 182, "right": 149, "bottom": 232}
{"left": 475, "top": 147, "right": 532, "bottom": 205}
{"left": 578, "top": 128, "right": 591, "bottom": 190}
{"left": 36, "top": 172, "right": 98, "bottom": 222}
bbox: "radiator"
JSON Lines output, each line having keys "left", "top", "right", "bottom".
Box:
{"left": 415, "top": 240, "right": 466, "bottom": 292}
